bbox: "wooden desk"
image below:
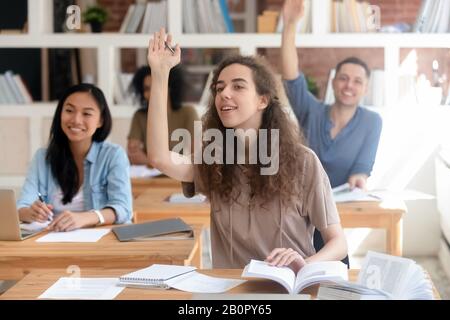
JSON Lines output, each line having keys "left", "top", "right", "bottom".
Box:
{"left": 0, "top": 225, "right": 203, "bottom": 281}
{"left": 134, "top": 187, "right": 406, "bottom": 256}
{"left": 131, "top": 177, "right": 180, "bottom": 198}
{"left": 337, "top": 200, "right": 406, "bottom": 256}
{"left": 133, "top": 187, "right": 210, "bottom": 227}
{"left": 0, "top": 268, "right": 440, "bottom": 300}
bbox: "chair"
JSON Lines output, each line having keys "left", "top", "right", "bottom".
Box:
{"left": 313, "top": 229, "right": 350, "bottom": 268}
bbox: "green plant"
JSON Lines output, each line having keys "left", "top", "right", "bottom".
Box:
{"left": 305, "top": 75, "right": 319, "bottom": 98}
{"left": 82, "top": 6, "right": 108, "bottom": 24}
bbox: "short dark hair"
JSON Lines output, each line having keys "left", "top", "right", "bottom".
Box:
{"left": 335, "top": 57, "right": 370, "bottom": 78}
{"left": 47, "top": 83, "right": 112, "bottom": 204}
{"left": 130, "top": 65, "right": 185, "bottom": 111}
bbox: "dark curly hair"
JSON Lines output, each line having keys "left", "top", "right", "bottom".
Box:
{"left": 130, "top": 65, "right": 185, "bottom": 111}
{"left": 198, "top": 55, "right": 307, "bottom": 205}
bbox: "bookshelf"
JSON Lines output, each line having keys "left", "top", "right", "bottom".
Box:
{"left": 0, "top": 0, "right": 450, "bottom": 189}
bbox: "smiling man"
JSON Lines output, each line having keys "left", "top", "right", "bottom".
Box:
{"left": 281, "top": 0, "right": 382, "bottom": 191}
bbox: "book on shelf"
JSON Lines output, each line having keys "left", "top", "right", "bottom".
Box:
{"left": 413, "top": 0, "right": 450, "bottom": 33}
{"left": 118, "top": 264, "right": 246, "bottom": 293}
{"left": 318, "top": 251, "right": 435, "bottom": 300}
{"left": 331, "top": 0, "right": 375, "bottom": 33}
{"left": 241, "top": 259, "right": 348, "bottom": 294}
{"left": 0, "top": 71, "right": 33, "bottom": 104}
{"left": 218, "top": 0, "right": 235, "bottom": 32}
{"left": 183, "top": 0, "right": 233, "bottom": 33}
{"left": 258, "top": 10, "right": 279, "bottom": 33}
{"left": 114, "top": 72, "right": 134, "bottom": 105}
{"left": 276, "top": 0, "right": 311, "bottom": 33}
{"left": 112, "top": 218, "right": 193, "bottom": 241}
{"left": 119, "top": 1, "right": 168, "bottom": 34}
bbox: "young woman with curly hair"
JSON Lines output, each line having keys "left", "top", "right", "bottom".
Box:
{"left": 146, "top": 29, "right": 347, "bottom": 272}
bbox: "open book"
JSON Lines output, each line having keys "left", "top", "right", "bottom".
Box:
{"left": 318, "top": 251, "right": 434, "bottom": 300}
{"left": 119, "top": 264, "right": 245, "bottom": 293}
{"left": 241, "top": 259, "right": 348, "bottom": 294}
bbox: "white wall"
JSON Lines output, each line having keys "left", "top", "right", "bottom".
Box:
{"left": 350, "top": 106, "right": 449, "bottom": 257}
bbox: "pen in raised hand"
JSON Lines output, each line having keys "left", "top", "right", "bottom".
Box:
{"left": 164, "top": 41, "right": 175, "bottom": 54}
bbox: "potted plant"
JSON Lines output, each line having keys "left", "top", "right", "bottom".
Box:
{"left": 82, "top": 6, "right": 108, "bottom": 33}
{"left": 305, "top": 75, "right": 319, "bottom": 98}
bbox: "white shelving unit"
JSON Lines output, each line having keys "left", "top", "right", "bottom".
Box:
{"left": 1, "top": 0, "right": 449, "bottom": 189}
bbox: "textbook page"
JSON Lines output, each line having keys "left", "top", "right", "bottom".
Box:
{"left": 38, "top": 278, "right": 124, "bottom": 300}
{"left": 165, "top": 271, "right": 246, "bottom": 293}
{"left": 36, "top": 229, "right": 110, "bottom": 243}
{"left": 293, "top": 261, "right": 348, "bottom": 293}
{"left": 358, "top": 251, "right": 414, "bottom": 297}
{"left": 242, "top": 260, "right": 296, "bottom": 293}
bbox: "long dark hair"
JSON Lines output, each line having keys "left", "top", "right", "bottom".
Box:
{"left": 46, "top": 83, "right": 112, "bottom": 204}
{"left": 199, "top": 55, "right": 307, "bottom": 205}
{"left": 129, "top": 65, "right": 185, "bottom": 111}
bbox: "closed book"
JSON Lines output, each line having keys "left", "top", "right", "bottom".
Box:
{"left": 112, "top": 218, "right": 193, "bottom": 241}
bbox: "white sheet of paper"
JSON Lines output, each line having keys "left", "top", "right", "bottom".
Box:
{"left": 166, "top": 271, "right": 246, "bottom": 293}
{"left": 38, "top": 277, "right": 124, "bottom": 300}
{"left": 36, "top": 229, "right": 110, "bottom": 243}
{"left": 332, "top": 183, "right": 377, "bottom": 203}
{"left": 130, "top": 165, "right": 162, "bottom": 178}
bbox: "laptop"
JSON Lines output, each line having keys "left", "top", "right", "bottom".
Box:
{"left": 0, "top": 189, "right": 46, "bottom": 240}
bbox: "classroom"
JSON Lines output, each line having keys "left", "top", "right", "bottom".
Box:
{"left": 0, "top": 0, "right": 449, "bottom": 303}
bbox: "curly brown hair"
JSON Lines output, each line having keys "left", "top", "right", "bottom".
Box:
{"left": 198, "top": 55, "right": 307, "bottom": 205}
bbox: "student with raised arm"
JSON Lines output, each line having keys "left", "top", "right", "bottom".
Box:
{"left": 281, "top": 0, "right": 382, "bottom": 191}
{"left": 18, "top": 84, "right": 132, "bottom": 232}
{"left": 127, "top": 65, "right": 198, "bottom": 165}
{"left": 146, "top": 28, "right": 347, "bottom": 272}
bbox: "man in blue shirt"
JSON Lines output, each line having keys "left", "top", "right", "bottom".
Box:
{"left": 281, "top": 0, "right": 382, "bottom": 266}
{"left": 281, "top": 0, "right": 382, "bottom": 190}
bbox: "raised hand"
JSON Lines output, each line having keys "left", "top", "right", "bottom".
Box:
{"left": 282, "top": 0, "right": 305, "bottom": 27}
{"left": 147, "top": 27, "right": 181, "bottom": 72}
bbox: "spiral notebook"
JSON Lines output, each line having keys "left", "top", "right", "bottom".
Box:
{"left": 118, "top": 264, "right": 197, "bottom": 289}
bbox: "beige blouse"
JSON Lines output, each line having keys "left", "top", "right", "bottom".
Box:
{"left": 182, "top": 146, "right": 340, "bottom": 269}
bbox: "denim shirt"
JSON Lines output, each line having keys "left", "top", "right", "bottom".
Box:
{"left": 17, "top": 141, "right": 132, "bottom": 224}
{"left": 284, "top": 73, "right": 382, "bottom": 187}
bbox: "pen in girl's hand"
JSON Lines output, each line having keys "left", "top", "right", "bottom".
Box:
{"left": 38, "top": 192, "right": 53, "bottom": 221}
{"left": 164, "top": 41, "right": 175, "bottom": 54}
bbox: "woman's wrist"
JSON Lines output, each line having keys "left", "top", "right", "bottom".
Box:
{"left": 83, "top": 211, "right": 101, "bottom": 227}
